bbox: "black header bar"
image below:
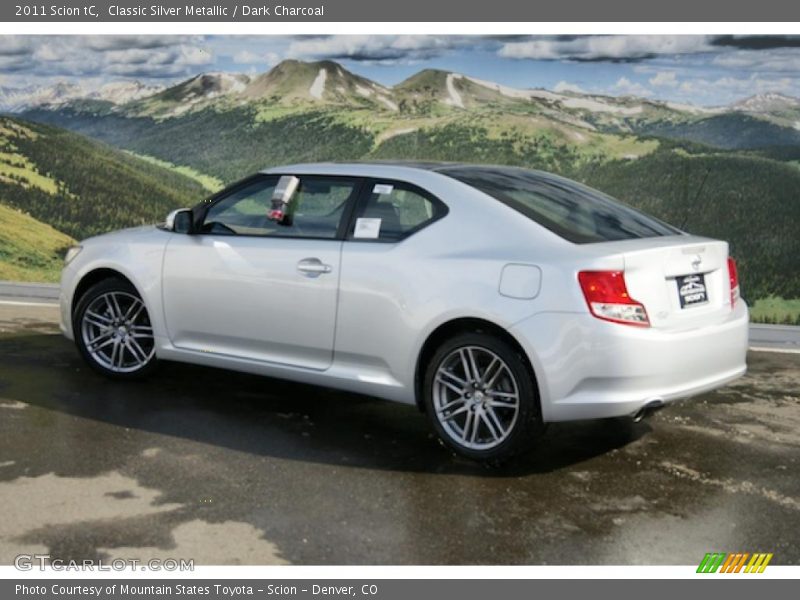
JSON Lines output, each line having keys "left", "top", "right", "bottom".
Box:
{"left": 3, "top": 0, "right": 800, "bottom": 22}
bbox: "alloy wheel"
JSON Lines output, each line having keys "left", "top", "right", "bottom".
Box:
{"left": 80, "top": 291, "right": 155, "bottom": 373}
{"left": 432, "top": 345, "right": 520, "bottom": 450}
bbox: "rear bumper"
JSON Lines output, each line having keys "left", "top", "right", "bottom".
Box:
{"left": 511, "top": 301, "right": 749, "bottom": 422}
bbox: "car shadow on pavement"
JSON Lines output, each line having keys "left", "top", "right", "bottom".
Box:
{"left": 0, "top": 331, "right": 651, "bottom": 477}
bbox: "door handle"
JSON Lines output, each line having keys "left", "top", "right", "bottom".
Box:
{"left": 297, "top": 258, "right": 333, "bottom": 276}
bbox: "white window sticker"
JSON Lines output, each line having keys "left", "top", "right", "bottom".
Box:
{"left": 354, "top": 217, "right": 382, "bottom": 239}
{"left": 373, "top": 183, "right": 394, "bottom": 195}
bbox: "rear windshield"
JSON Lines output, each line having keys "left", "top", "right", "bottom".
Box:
{"left": 441, "top": 166, "right": 681, "bottom": 244}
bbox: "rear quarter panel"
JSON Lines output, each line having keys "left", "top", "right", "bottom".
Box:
{"left": 334, "top": 174, "right": 588, "bottom": 403}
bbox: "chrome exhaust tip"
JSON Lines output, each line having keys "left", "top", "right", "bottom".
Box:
{"left": 632, "top": 399, "right": 665, "bottom": 423}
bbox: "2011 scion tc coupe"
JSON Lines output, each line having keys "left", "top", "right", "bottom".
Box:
{"left": 60, "top": 162, "right": 749, "bottom": 461}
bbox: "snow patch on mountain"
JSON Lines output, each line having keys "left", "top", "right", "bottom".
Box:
{"left": 90, "top": 81, "right": 165, "bottom": 104}
{"left": 309, "top": 69, "right": 327, "bottom": 100}
{"left": 465, "top": 76, "right": 562, "bottom": 102}
{"left": 221, "top": 73, "right": 248, "bottom": 94}
{"left": 732, "top": 92, "right": 800, "bottom": 114}
{"left": 355, "top": 84, "right": 373, "bottom": 98}
{"left": 377, "top": 126, "right": 417, "bottom": 144}
{"left": 189, "top": 73, "right": 248, "bottom": 97}
{"left": 561, "top": 96, "right": 643, "bottom": 115}
{"left": 378, "top": 95, "right": 398, "bottom": 111}
{"left": 664, "top": 101, "right": 721, "bottom": 115}
{"left": 0, "top": 82, "right": 84, "bottom": 112}
{"left": 445, "top": 73, "right": 464, "bottom": 108}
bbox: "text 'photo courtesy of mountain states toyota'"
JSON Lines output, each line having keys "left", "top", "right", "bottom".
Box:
{"left": 60, "top": 161, "right": 749, "bottom": 462}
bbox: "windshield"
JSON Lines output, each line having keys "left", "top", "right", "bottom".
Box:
{"left": 441, "top": 166, "right": 681, "bottom": 244}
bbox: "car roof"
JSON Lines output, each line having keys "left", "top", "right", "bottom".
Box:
{"left": 262, "top": 160, "right": 452, "bottom": 175}
{"left": 261, "top": 161, "right": 543, "bottom": 179}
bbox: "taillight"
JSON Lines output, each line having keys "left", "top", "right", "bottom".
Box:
{"left": 578, "top": 270, "right": 650, "bottom": 327}
{"left": 727, "top": 257, "right": 739, "bottom": 308}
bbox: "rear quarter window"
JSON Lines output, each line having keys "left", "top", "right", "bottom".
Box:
{"left": 441, "top": 166, "right": 680, "bottom": 244}
{"left": 350, "top": 180, "right": 447, "bottom": 242}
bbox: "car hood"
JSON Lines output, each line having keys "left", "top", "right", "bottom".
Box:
{"left": 81, "top": 224, "right": 165, "bottom": 246}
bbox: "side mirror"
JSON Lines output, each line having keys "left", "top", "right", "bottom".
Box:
{"left": 165, "top": 208, "right": 193, "bottom": 234}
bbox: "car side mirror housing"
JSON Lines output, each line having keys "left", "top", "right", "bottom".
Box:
{"left": 165, "top": 208, "right": 194, "bottom": 234}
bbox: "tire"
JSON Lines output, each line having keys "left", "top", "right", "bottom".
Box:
{"left": 73, "top": 278, "right": 158, "bottom": 380}
{"left": 423, "top": 331, "right": 543, "bottom": 462}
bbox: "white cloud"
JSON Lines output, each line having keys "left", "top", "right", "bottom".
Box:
{"left": 613, "top": 77, "right": 653, "bottom": 97}
{"left": 673, "top": 73, "right": 798, "bottom": 104}
{"left": 0, "top": 35, "right": 214, "bottom": 80}
{"left": 83, "top": 36, "right": 188, "bottom": 52}
{"left": 649, "top": 71, "right": 679, "bottom": 88}
{"left": 0, "top": 37, "right": 32, "bottom": 56}
{"left": 715, "top": 75, "right": 793, "bottom": 94}
{"left": 32, "top": 44, "right": 63, "bottom": 62}
{"left": 287, "top": 35, "right": 468, "bottom": 62}
{"left": 712, "top": 49, "right": 800, "bottom": 72}
{"left": 553, "top": 81, "right": 588, "bottom": 94}
{"left": 104, "top": 48, "right": 164, "bottom": 66}
{"left": 233, "top": 50, "right": 280, "bottom": 66}
{"left": 178, "top": 45, "right": 214, "bottom": 66}
{"left": 499, "top": 35, "right": 714, "bottom": 61}
{"left": 0, "top": 55, "right": 31, "bottom": 72}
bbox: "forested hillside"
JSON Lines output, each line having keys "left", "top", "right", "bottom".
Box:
{"left": 24, "top": 106, "right": 375, "bottom": 183}
{"left": 634, "top": 113, "right": 800, "bottom": 149}
{"left": 0, "top": 116, "right": 209, "bottom": 280}
{"left": 0, "top": 116, "right": 209, "bottom": 240}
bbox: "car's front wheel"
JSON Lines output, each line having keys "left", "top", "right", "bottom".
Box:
{"left": 73, "top": 278, "right": 158, "bottom": 379}
{"left": 423, "top": 332, "right": 543, "bottom": 462}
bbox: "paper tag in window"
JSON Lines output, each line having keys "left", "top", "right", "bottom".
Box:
{"left": 354, "top": 218, "right": 382, "bottom": 239}
{"left": 373, "top": 184, "right": 394, "bottom": 195}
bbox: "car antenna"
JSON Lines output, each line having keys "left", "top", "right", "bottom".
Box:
{"left": 680, "top": 166, "right": 711, "bottom": 230}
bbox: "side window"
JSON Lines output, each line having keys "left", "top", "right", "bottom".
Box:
{"left": 352, "top": 181, "right": 445, "bottom": 242}
{"left": 201, "top": 175, "right": 358, "bottom": 239}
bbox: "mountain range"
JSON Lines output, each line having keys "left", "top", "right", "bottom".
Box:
{"left": 9, "top": 59, "right": 800, "bottom": 155}
{"left": 5, "top": 60, "right": 800, "bottom": 141}
{"left": 0, "top": 80, "right": 164, "bottom": 113}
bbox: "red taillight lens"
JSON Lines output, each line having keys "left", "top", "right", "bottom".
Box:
{"left": 578, "top": 270, "right": 650, "bottom": 327}
{"left": 727, "top": 257, "right": 739, "bottom": 308}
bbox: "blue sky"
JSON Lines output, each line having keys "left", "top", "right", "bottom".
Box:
{"left": 2, "top": 35, "right": 800, "bottom": 106}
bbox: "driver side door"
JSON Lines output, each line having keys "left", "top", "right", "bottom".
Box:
{"left": 161, "top": 174, "right": 361, "bottom": 371}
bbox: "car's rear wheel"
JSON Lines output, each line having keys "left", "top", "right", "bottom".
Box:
{"left": 73, "top": 278, "right": 158, "bottom": 379}
{"left": 423, "top": 332, "right": 543, "bottom": 462}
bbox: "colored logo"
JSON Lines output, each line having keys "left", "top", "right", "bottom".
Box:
{"left": 697, "top": 552, "right": 773, "bottom": 573}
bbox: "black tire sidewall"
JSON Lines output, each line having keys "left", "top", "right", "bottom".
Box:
{"left": 423, "top": 331, "right": 542, "bottom": 462}
{"left": 73, "top": 278, "right": 158, "bottom": 380}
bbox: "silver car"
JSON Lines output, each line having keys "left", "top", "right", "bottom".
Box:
{"left": 59, "top": 162, "right": 749, "bottom": 461}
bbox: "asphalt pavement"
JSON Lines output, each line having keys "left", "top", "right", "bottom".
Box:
{"left": 0, "top": 289, "right": 799, "bottom": 565}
